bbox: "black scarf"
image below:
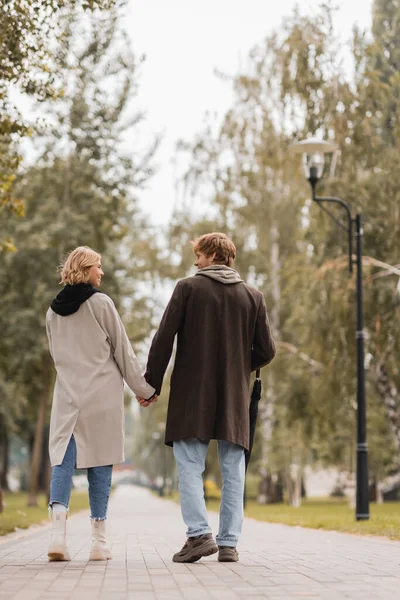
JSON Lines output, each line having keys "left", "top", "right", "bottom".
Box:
{"left": 51, "top": 283, "right": 100, "bottom": 316}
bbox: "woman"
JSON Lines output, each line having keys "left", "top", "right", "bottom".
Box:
{"left": 46, "top": 246, "right": 157, "bottom": 562}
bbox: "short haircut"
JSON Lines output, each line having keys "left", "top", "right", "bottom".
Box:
{"left": 59, "top": 246, "right": 101, "bottom": 285}
{"left": 191, "top": 232, "right": 236, "bottom": 266}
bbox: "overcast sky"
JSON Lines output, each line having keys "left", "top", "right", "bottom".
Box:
{"left": 128, "top": 0, "right": 374, "bottom": 227}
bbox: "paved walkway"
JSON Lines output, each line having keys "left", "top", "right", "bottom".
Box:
{"left": 1, "top": 486, "right": 400, "bottom": 599}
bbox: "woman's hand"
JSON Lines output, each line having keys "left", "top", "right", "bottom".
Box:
{"left": 136, "top": 395, "right": 158, "bottom": 407}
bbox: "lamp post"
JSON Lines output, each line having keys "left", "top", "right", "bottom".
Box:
{"left": 291, "top": 137, "right": 369, "bottom": 521}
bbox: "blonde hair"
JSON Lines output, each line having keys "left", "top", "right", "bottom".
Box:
{"left": 59, "top": 246, "right": 101, "bottom": 285}
{"left": 191, "top": 232, "right": 236, "bottom": 267}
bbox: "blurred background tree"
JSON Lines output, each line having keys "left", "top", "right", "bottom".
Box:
{"left": 0, "top": 0, "right": 123, "bottom": 248}
{"left": 0, "top": 4, "right": 161, "bottom": 507}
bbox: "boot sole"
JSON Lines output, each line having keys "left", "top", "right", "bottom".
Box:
{"left": 48, "top": 552, "right": 70, "bottom": 562}
{"left": 173, "top": 542, "right": 218, "bottom": 563}
{"left": 89, "top": 542, "right": 112, "bottom": 561}
{"left": 89, "top": 553, "right": 112, "bottom": 561}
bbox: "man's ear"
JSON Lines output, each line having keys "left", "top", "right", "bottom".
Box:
{"left": 211, "top": 252, "right": 216, "bottom": 263}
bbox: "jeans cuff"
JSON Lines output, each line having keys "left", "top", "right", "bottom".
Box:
{"left": 48, "top": 500, "right": 69, "bottom": 507}
{"left": 187, "top": 527, "right": 211, "bottom": 538}
{"left": 90, "top": 517, "right": 107, "bottom": 521}
{"left": 216, "top": 538, "right": 238, "bottom": 546}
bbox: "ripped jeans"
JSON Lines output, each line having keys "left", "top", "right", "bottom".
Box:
{"left": 49, "top": 436, "right": 113, "bottom": 520}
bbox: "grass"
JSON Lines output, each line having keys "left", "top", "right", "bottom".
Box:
{"left": 205, "top": 497, "right": 400, "bottom": 540}
{"left": 0, "top": 491, "right": 90, "bottom": 537}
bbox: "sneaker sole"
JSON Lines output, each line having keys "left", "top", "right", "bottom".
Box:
{"left": 173, "top": 542, "right": 218, "bottom": 563}
{"left": 218, "top": 555, "right": 239, "bottom": 562}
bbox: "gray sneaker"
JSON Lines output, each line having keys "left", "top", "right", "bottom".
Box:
{"left": 173, "top": 533, "right": 218, "bottom": 563}
{"left": 218, "top": 546, "right": 239, "bottom": 562}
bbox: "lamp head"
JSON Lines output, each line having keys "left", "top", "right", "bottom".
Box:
{"left": 303, "top": 152, "right": 324, "bottom": 182}
{"left": 291, "top": 137, "right": 338, "bottom": 195}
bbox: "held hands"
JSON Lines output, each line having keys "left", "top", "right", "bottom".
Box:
{"left": 136, "top": 394, "right": 159, "bottom": 408}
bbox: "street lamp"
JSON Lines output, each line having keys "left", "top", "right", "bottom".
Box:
{"left": 291, "top": 137, "right": 369, "bottom": 521}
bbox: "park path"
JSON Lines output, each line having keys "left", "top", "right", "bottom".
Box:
{"left": 0, "top": 485, "right": 400, "bottom": 599}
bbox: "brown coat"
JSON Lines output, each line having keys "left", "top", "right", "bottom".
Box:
{"left": 145, "top": 268, "right": 276, "bottom": 450}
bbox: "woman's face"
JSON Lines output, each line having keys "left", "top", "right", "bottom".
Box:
{"left": 88, "top": 261, "right": 104, "bottom": 287}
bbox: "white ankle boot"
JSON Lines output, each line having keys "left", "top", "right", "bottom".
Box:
{"left": 89, "top": 519, "right": 112, "bottom": 561}
{"left": 48, "top": 512, "right": 71, "bottom": 561}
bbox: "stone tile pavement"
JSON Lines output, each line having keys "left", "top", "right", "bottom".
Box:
{"left": 1, "top": 485, "right": 400, "bottom": 599}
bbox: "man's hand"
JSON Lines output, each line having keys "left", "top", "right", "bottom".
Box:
{"left": 136, "top": 395, "right": 158, "bottom": 407}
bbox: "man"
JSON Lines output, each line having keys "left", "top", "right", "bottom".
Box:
{"left": 138, "top": 232, "right": 275, "bottom": 563}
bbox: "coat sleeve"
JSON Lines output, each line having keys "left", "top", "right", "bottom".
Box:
{"left": 144, "top": 280, "right": 186, "bottom": 394}
{"left": 251, "top": 293, "right": 276, "bottom": 371}
{"left": 94, "top": 294, "right": 156, "bottom": 399}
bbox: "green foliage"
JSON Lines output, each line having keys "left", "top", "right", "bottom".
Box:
{"left": 0, "top": 490, "right": 89, "bottom": 536}
{"left": 0, "top": 0, "right": 123, "bottom": 223}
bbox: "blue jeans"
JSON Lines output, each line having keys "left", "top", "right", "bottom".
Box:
{"left": 173, "top": 438, "right": 245, "bottom": 547}
{"left": 49, "top": 436, "right": 113, "bottom": 520}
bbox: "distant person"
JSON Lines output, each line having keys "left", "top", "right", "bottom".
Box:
{"left": 46, "top": 246, "right": 157, "bottom": 561}
{"left": 138, "top": 232, "right": 275, "bottom": 563}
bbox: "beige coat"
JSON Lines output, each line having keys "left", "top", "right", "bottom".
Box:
{"left": 46, "top": 293, "right": 155, "bottom": 468}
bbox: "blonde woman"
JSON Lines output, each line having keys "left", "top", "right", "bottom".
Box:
{"left": 46, "top": 246, "right": 157, "bottom": 562}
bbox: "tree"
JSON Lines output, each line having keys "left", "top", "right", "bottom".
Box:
{"left": 0, "top": 6, "right": 161, "bottom": 506}
{"left": 0, "top": 0, "right": 123, "bottom": 243}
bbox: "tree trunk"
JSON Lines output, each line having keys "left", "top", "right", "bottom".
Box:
{"left": 257, "top": 397, "right": 274, "bottom": 503}
{"left": 0, "top": 415, "right": 9, "bottom": 513}
{"left": 370, "top": 474, "right": 383, "bottom": 504}
{"left": 259, "top": 472, "right": 283, "bottom": 504}
{"left": 40, "top": 426, "right": 52, "bottom": 503}
{"left": 39, "top": 425, "right": 51, "bottom": 493}
{"left": 0, "top": 440, "right": 8, "bottom": 491}
{"left": 374, "top": 362, "right": 400, "bottom": 450}
{"left": 285, "top": 469, "right": 294, "bottom": 506}
{"left": 27, "top": 355, "right": 52, "bottom": 507}
{"left": 285, "top": 425, "right": 304, "bottom": 507}
{"left": 258, "top": 222, "right": 281, "bottom": 504}
{"left": 346, "top": 476, "right": 356, "bottom": 509}
{"left": 288, "top": 462, "right": 302, "bottom": 507}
